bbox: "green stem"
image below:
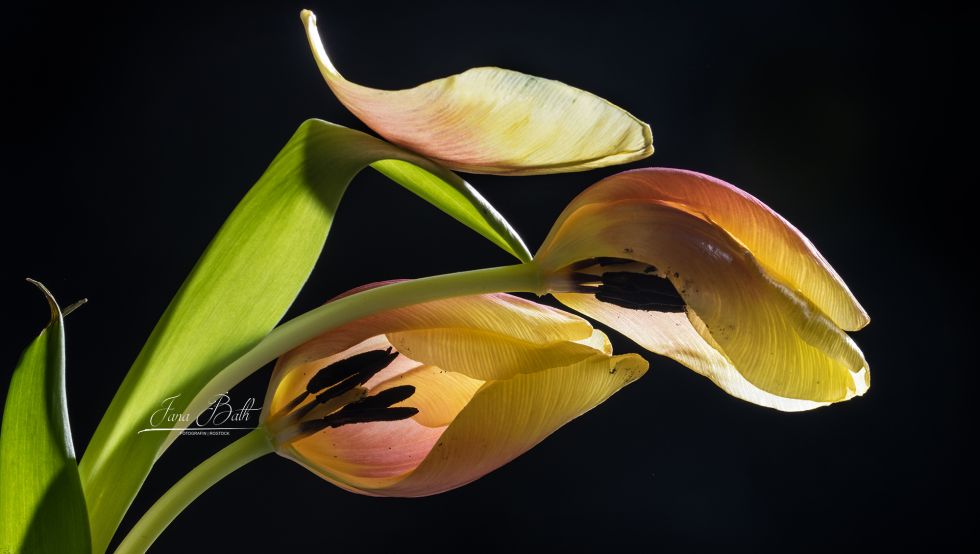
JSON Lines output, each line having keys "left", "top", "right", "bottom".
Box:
{"left": 114, "top": 428, "right": 273, "bottom": 554}
{"left": 164, "top": 262, "right": 543, "bottom": 451}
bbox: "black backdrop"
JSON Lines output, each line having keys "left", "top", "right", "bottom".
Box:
{"left": 2, "top": 1, "right": 973, "bottom": 551}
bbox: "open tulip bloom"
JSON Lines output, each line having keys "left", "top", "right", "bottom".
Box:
{"left": 534, "top": 168, "right": 870, "bottom": 411}
{"left": 114, "top": 289, "right": 646, "bottom": 552}
{"left": 2, "top": 8, "right": 870, "bottom": 554}
{"left": 263, "top": 285, "right": 647, "bottom": 497}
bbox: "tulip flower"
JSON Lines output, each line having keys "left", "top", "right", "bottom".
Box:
{"left": 261, "top": 282, "right": 648, "bottom": 496}
{"left": 300, "top": 10, "right": 653, "bottom": 175}
{"left": 115, "top": 283, "right": 646, "bottom": 552}
{"left": 533, "top": 168, "right": 870, "bottom": 411}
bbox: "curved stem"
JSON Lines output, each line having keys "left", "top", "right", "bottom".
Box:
{"left": 165, "top": 262, "right": 543, "bottom": 451}
{"left": 114, "top": 428, "right": 273, "bottom": 554}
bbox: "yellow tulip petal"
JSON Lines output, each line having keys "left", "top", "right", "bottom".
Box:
{"left": 379, "top": 353, "right": 648, "bottom": 496}
{"left": 544, "top": 168, "right": 868, "bottom": 330}
{"left": 555, "top": 293, "right": 868, "bottom": 411}
{"left": 263, "top": 288, "right": 593, "bottom": 419}
{"left": 278, "top": 351, "right": 647, "bottom": 497}
{"left": 371, "top": 365, "right": 484, "bottom": 428}
{"left": 267, "top": 283, "right": 649, "bottom": 497}
{"left": 540, "top": 200, "right": 869, "bottom": 403}
{"left": 366, "top": 292, "right": 594, "bottom": 344}
{"left": 577, "top": 328, "right": 613, "bottom": 355}
{"left": 301, "top": 10, "right": 653, "bottom": 175}
{"left": 386, "top": 328, "right": 606, "bottom": 381}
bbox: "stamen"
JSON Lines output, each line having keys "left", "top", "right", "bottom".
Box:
{"left": 567, "top": 257, "right": 635, "bottom": 272}
{"left": 279, "top": 390, "right": 311, "bottom": 415}
{"left": 347, "top": 385, "right": 417, "bottom": 410}
{"left": 568, "top": 285, "right": 600, "bottom": 294}
{"left": 278, "top": 347, "right": 400, "bottom": 418}
{"left": 297, "top": 407, "right": 420, "bottom": 436}
{"left": 307, "top": 347, "right": 398, "bottom": 394}
{"left": 270, "top": 350, "right": 422, "bottom": 444}
{"left": 290, "top": 372, "right": 365, "bottom": 421}
{"left": 569, "top": 272, "right": 602, "bottom": 285}
{"left": 595, "top": 257, "right": 635, "bottom": 266}
{"left": 290, "top": 386, "right": 420, "bottom": 439}
{"left": 267, "top": 386, "right": 367, "bottom": 442}
{"left": 596, "top": 271, "right": 686, "bottom": 312}
{"left": 300, "top": 387, "right": 366, "bottom": 422}
{"left": 602, "top": 272, "right": 683, "bottom": 298}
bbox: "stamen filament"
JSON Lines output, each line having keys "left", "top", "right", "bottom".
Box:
{"left": 302, "top": 407, "right": 420, "bottom": 435}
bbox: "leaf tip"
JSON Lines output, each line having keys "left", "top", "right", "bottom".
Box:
{"left": 25, "top": 277, "right": 61, "bottom": 322}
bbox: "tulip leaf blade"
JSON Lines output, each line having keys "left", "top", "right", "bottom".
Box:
{"left": 78, "top": 119, "right": 529, "bottom": 552}
{"left": 0, "top": 281, "right": 91, "bottom": 554}
{"left": 371, "top": 159, "right": 529, "bottom": 261}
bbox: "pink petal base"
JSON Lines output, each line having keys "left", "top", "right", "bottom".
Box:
{"left": 293, "top": 417, "right": 447, "bottom": 480}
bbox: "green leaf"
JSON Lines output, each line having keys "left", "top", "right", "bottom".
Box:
{"left": 1, "top": 281, "right": 91, "bottom": 554}
{"left": 78, "top": 119, "right": 530, "bottom": 552}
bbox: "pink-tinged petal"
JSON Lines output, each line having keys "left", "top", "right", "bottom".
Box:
{"left": 543, "top": 168, "right": 868, "bottom": 330}
{"left": 375, "top": 353, "right": 648, "bottom": 497}
{"left": 301, "top": 10, "right": 652, "bottom": 175}
{"left": 265, "top": 282, "right": 647, "bottom": 496}
{"left": 283, "top": 418, "right": 446, "bottom": 493}
{"left": 539, "top": 200, "right": 869, "bottom": 403}
{"left": 555, "top": 293, "right": 869, "bottom": 411}
{"left": 262, "top": 285, "right": 593, "bottom": 420}
{"left": 272, "top": 338, "right": 646, "bottom": 497}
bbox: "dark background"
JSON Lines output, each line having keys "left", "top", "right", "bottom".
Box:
{"left": 2, "top": 0, "right": 973, "bottom": 551}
